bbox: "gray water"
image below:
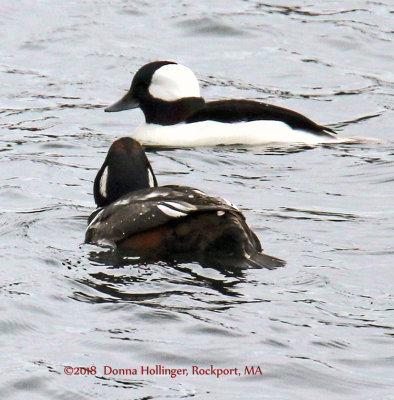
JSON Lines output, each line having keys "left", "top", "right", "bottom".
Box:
{"left": 1, "top": 1, "right": 393, "bottom": 399}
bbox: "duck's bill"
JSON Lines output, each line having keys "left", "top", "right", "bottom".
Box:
{"left": 105, "top": 94, "right": 139, "bottom": 112}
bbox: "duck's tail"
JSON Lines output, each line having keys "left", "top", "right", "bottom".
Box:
{"left": 242, "top": 251, "right": 286, "bottom": 270}
{"left": 198, "top": 251, "right": 285, "bottom": 271}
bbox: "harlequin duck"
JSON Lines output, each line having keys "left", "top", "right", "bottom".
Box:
{"left": 85, "top": 137, "right": 285, "bottom": 269}
{"left": 104, "top": 61, "right": 338, "bottom": 146}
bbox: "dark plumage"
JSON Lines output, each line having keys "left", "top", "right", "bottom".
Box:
{"left": 186, "top": 99, "right": 336, "bottom": 137}
{"left": 86, "top": 138, "right": 285, "bottom": 269}
{"left": 105, "top": 61, "right": 336, "bottom": 141}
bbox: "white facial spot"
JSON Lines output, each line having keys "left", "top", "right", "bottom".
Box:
{"left": 157, "top": 204, "right": 188, "bottom": 218}
{"left": 149, "top": 64, "right": 201, "bottom": 101}
{"left": 217, "top": 211, "right": 225, "bottom": 216}
{"left": 99, "top": 166, "right": 108, "bottom": 198}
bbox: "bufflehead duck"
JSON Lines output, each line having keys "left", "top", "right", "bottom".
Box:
{"left": 105, "top": 61, "right": 338, "bottom": 146}
{"left": 85, "top": 137, "right": 285, "bottom": 269}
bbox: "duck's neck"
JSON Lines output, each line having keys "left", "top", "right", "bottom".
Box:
{"left": 140, "top": 97, "right": 205, "bottom": 125}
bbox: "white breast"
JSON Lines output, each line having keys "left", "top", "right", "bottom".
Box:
{"left": 131, "top": 120, "right": 339, "bottom": 147}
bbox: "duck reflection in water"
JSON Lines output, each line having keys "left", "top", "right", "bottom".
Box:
{"left": 82, "top": 248, "right": 246, "bottom": 299}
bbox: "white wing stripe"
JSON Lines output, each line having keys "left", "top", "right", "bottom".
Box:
{"left": 113, "top": 198, "right": 130, "bottom": 206}
{"left": 86, "top": 208, "right": 105, "bottom": 230}
{"left": 163, "top": 201, "right": 196, "bottom": 212}
{"left": 157, "top": 204, "right": 188, "bottom": 218}
{"left": 223, "top": 197, "right": 239, "bottom": 211}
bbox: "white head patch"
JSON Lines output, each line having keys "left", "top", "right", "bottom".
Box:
{"left": 149, "top": 64, "right": 201, "bottom": 101}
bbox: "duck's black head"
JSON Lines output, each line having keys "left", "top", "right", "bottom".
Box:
{"left": 105, "top": 61, "right": 205, "bottom": 125}
{"left": 94, "top": 137, "right": 157, "bottom": 207}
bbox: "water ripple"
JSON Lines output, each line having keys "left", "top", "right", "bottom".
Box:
{"left": 1, "top": 1, "right": 393, "bottom": 399}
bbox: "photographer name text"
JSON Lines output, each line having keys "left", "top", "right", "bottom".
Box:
{"left": 64, "top": 364, "right": 263, "bottom": 378}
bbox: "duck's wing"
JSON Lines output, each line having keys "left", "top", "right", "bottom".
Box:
{"left": 186, "top": 99, "right": 336, "bottom": 137}
{"left": 85, "top": 185, "right": 242, "bottom": 245}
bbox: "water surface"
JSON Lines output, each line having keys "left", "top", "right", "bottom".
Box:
{"left": 1, "top": 1, "right": 393, "bottom": 399}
